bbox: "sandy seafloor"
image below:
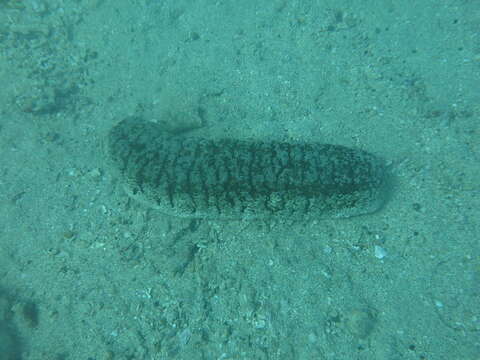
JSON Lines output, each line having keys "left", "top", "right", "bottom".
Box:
{"left": 0, "top": 0, "right": 479, "bottom": 359}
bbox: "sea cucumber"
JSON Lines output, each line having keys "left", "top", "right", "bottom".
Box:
{"left": 105, "top": 117, "right": 386, "bottom": 220}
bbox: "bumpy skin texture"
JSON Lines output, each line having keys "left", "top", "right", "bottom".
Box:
{"left": 106, "top": 117, "right": 386, "bottom": 219}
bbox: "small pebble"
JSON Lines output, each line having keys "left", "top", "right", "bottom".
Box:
{"left": 374, "top": 245, "right": 387, "bottom": 259}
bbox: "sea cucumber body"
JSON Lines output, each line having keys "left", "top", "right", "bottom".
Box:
{"left": 106, "top": 117, "right": 386, "bottom": 219}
